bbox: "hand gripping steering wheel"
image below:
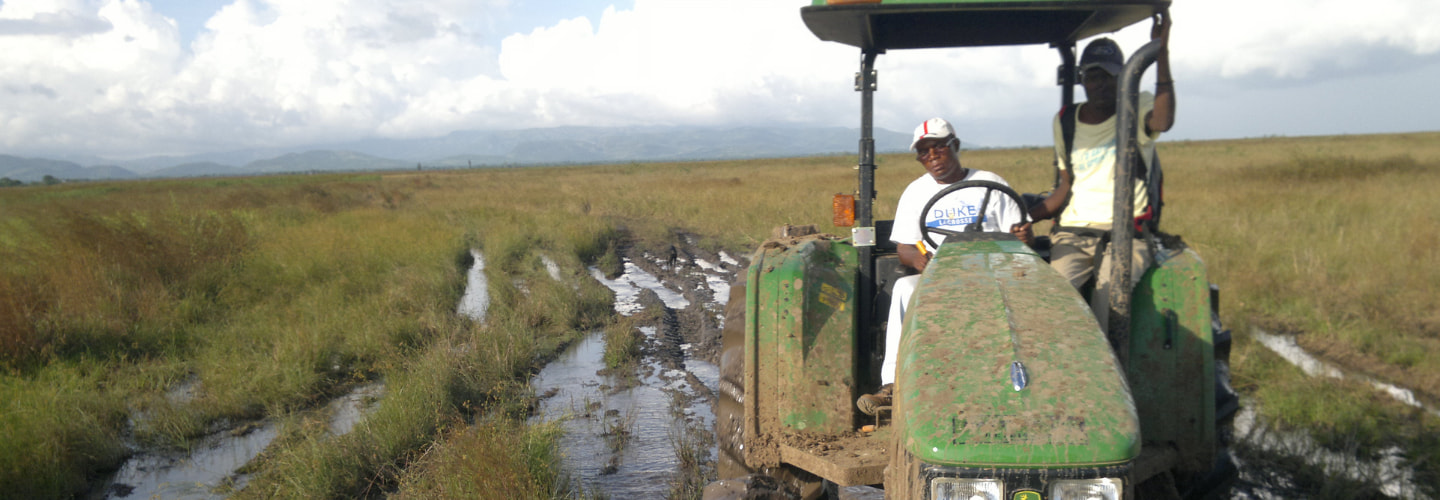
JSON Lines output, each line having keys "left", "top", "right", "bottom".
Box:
{"left": 918, "top": 180, "right": 1030, "bottom": 250}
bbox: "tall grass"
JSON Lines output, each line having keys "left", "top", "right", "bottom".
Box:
{"left": 393, "top": 420, "right": 581, "bottom": 499}
{"left": 0, "top": 172, "right": 620, "bottom": 496}
{"left": 0, "top": 207, "right": 251, "bottom": 366}
{"left": 0, "top": 362, "right": 129, "bottom": 498}
{"left": 220, "top": 190, "right": 617, "bottom": 497}
{"left": 1155, "top": 136, "right": 1440, "bottom": 396}
{"left": 1151, "top": 134, "right": 1440, "bottom": 494}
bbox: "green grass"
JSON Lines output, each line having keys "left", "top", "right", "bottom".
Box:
{"left": 1150, "top": 133, "right": 1440, "bottom": 494}
{"left": 392, "top": 419, "right": 593, "bottom": 499}
{"left": 1154, "top": 135, "right": 1440, "bottom": 413}
{"left": 603, "top": 317, "right": 644, "bottom": 371}
{"left": 2, "top": 131, "right": 1438, "bottom": 497}
{"left": 0, "top": 171, "right": 618, "bottom": 496}
{"left": 0, "top": 362, "right": 129, "bottom": 498}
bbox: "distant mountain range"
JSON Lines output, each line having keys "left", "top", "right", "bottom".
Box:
{"left": 1, "top": 125, "right": 912, "bottom": 183}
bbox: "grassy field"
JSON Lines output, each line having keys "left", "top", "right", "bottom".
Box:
{"left": 2, "top": 131, "right": 1438, "bottom": 497}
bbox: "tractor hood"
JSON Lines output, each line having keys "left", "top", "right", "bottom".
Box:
{"left": 894, "top": 236, "right": 1140, "bottom": 467}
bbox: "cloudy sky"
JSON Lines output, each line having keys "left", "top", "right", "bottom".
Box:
{"left": 2, "top": 0, "right": 1438, "bottom": 160}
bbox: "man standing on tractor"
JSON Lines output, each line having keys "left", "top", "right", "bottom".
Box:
{"left": 1027, "top": 11, "right": 1175, "bottom": 325}
{"left": 857, "top": 117, "right": 1033, "bottom": 416}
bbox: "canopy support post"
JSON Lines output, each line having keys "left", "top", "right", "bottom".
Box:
{"left": 856, "top": 49, "right": 880, "bottom": 388}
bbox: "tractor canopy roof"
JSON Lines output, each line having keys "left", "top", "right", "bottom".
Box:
{"left": 801, "top": 0, "right": 1169, "bottom": 51}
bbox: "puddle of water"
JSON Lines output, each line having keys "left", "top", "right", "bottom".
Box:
{"left": 642, "top": 251, "right": 729, "bottom": 313}
{"left": 95, "top": 423, "right": 278, "bottom": 500}
{"left": 588, "top": 259, "right": 689, "bottom": 315}
{"left": 692, "top": 260, "right": 732, "bottom": 307}
{"left": 531, "top": 331, "right": 713, "bottom": 498}
{"left": 840, "top": 485, "right": 886, "bottom": 500}
{"left": 326, "top": 383, "right": 385, "bottom": 436}
{"left": 457, "top": 249, "right": 489, "bottom": 322}
{"left": 1241, "top": 329, "right": 1437, "bottom": 498}
{"left": 1251, "top": 329, "right": 1439, "bottom": 417}
{"left": 718, "top": 251, "right": 740, "bottom": 267}
{"left": 97, "top": 381, "right": 384, "bottom": 498}
{"left": 685, "top": 358, "right": 719, "bottom": 394}
{"left": 540, "top": 254, "right": 563, "bottom": 281}
{"left": 1232, "top": 400, "right": 1431, "bottom": 499}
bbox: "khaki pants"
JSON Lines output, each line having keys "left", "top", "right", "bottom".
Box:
{"left": 1050, "top": 229, "right": 1152, "bottom": 330}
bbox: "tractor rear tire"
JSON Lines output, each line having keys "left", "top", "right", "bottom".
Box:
{"left": 716, "top": 277, "right": 749, "bottom": 482}
{"left": 1169, "top": 293, "right": 1240, "bottom": 499}
{"left": 715, "top": 276, "right": 829, "bottom": 500}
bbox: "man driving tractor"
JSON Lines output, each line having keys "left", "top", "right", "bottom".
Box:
{"left": 858, "top": 117, "right": 1033, "bottom": 415}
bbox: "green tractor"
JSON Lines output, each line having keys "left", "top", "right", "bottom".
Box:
{"left": 712, "top": 1, "right": 1238, "bottom": 499}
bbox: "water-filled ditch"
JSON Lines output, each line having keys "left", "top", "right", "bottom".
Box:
{"left": 529, "top": 328, "right": 719, "bottom": 497}
{"left": 88, "top": 249, "right": 474, "bottom": 499}
{"left": 527, "top": 246, "right": 738, "bottom": 497}
{"left": 91, "top": 381, "right": 384, "bottom": 500}
{"left": 92, "top": 242, "right": 734, "bottom": 499}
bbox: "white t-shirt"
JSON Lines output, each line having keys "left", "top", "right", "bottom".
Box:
{"left": 1051, "top": 92, "right": 1158, "bottom": 229}
{"left": 890, "top": 169, "right": 1024, "bottom": 254}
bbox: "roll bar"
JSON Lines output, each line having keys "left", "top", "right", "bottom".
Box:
{"left": 1105, "top": 37, "right": 1166, "bottom": 365}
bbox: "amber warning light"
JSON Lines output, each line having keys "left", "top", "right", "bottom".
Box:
{"left": 832, "top": 194, "right": 855, "bottom": 227}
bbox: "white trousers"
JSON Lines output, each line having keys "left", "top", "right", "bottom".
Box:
{"left": 881, "top": 274, "right": 920, "bottom": 385}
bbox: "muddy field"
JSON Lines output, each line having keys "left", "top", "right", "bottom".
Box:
{"left": 85, "top": 232, "right": 1432, "bottom": 499}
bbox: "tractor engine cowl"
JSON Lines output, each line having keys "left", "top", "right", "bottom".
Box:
{"left": 887, "top": 237, "right": 1141, "bottom": 490}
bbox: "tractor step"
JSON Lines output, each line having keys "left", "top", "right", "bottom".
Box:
{"left": 778, "top": 428, "right": 890, "bottom": 487}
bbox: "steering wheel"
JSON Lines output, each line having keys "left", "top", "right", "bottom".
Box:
{"left": 918, "top": 180, "right": 1030, "bottom": 250}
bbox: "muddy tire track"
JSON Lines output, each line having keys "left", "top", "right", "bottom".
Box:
{"left": 532, "top": 234, "right": 746, "bottom": 498}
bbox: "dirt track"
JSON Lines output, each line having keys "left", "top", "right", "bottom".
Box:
{"left": 617, "top": 235, "right": 739, "bottom": 368}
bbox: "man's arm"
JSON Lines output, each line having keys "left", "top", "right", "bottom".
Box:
{"left": 994, "top": 187, "right": 1036, "bottom": 246}
{"left": 1146, "top": 10, "right": 1175, "bottom": 135}
{"left": 898, "top": 242, "right": 929, "bottom": 273}
{"left": 1030, "top": 167, "right": 1072, "bottom": 221}
{"left": 1011, "top": 222, "right": 1035, "bottom": 247}
{"left": 892, "top": 181, "right": 933, "bottom": 272}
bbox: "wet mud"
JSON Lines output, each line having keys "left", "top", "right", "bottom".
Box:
{"left": 531, "top": 235, "right": 745, "bottom": 498}
{"left": 1229, "top": 329, "right": 1437, "bottom": 499}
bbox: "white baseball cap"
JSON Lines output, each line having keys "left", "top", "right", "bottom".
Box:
{"left": 911, "top": 118, "right": 956, "bottom": 150}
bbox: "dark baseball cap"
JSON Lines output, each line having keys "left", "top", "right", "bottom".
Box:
{"left": 1079, "top": 38, "right": 1124, "bottom": 76}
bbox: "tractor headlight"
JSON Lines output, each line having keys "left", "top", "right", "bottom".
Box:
{"left": 1049, "top": 478, "right": 1123, "bottom": 500}
{"left": 930, "top": 477, "right": 1002, "bottom": 500}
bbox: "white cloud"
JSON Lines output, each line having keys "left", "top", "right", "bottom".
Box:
{"left": 491, "top": 0, "right": 854, "bottom": 126}
{"left": 0, "top": 0, "right": 1436, "bottom": 158}
{"left": 0, "top": 0, "right": 510, "bottom": 156}
{"left": 1174, "top": 0, "right": 1440, "bottom": 79}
